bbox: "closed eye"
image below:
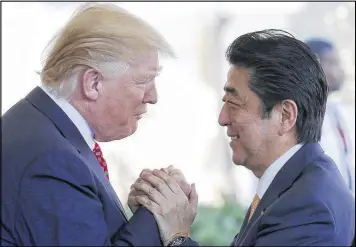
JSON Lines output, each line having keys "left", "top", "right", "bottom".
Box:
{"left": 228, "top": 101, "right": 241, "bottom": 107}
{"left": 137, "top": 74, "right": 160, "bottom": 84}
{"left": 134, "top": 77, "right": 153, "bottom": 85}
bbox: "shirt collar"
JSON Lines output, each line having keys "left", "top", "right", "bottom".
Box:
{"left": 40, "top": 85, "right": 96, "bottom": 150}
{"left": 256, "top": 143, "right": 304, "bottom": 199}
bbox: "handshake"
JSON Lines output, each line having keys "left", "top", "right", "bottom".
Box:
{"left": 127, "top": 165, "right": 198, "bottom": 246}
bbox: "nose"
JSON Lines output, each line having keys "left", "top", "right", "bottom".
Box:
{"left": 143, "top": 82, "right": 158, "bottom": 104}
{"left": 218, "top": 103, "right": 230, "bottom": 127}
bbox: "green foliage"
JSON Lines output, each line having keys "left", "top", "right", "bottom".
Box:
{"left": 190, "top": 200, "right": 245, "bottom": 246}
{"left": 124, "top": 200, "right": 246, "bottom": 246}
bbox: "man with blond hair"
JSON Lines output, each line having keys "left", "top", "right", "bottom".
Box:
{"left": 1, "top": 3, "right": 179, "bottom": 246}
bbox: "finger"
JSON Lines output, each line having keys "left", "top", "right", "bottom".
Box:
{"left": 169, "top": 168, "right": 183, "bottom": 177}
{"left": 127, "top": 194, "right": 141, "bottom": 207}
{"left": 160, "top": 167, "right": 169, "bottom": 174}
{"left": 140, "top": 172, "right": 172, "bottom": 199}
{"left": 140, "top": 168, "right": 153, "bottom": 177}
{"left": 131, "top": 179, "right": 167, "bottom": 204}
{"left": 136, "top": 195, "right": 160, "bottom": 214}
{"left": 130, "top": 177, "right": 150, "bottom": 190}
{"left": 129, "top": 188, "right": 146, "bottom": 197}
{"left": 162, "top": 165, "right": 175, "bottom": 173}
{"left": 189, "top": 183, "right": 199, "bottom": 209}
{"left": 152, "top": 169, "right": 183, "bottom": 195}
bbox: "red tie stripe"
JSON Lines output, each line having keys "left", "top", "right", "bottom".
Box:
{"left": 93, "top": 142, "right": 109, "bottom": 180}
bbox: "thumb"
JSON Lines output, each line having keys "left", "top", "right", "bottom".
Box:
{"left": 188, "top": 183, "right": 198, "bottom": 207}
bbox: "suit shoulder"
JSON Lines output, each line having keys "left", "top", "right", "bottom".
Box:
{"left": 277, "top": 154, "right": 354, "bottom": 223}
{"left": 23, "top": 148, "right": 96, "bottom": 185}
{"left": 294, "top": 153, "right": 351, "bottom": 199}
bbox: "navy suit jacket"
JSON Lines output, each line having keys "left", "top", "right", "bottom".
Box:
{"left": 230, "top": 143, "right": 355, "bottom": 246}
{"left": 2, "top": 87, "right": 162, "bottom": 246}
{"left": 180, "top": 143, "right": 355, "bottom": 246}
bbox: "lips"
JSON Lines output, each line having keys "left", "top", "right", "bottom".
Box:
{"left": 135, "top": 111, "right": 146, "bottom": 119}
{"left": 227, "top": 132, "right": 240, "bottom": 140}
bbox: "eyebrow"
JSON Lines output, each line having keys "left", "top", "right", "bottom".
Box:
{"left": 224, "top": 86, "right": 240, "bottom": 97}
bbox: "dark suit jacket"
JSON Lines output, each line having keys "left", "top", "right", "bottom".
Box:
{"left": 1, "top": 87, "right": 162, "bottom": 246}
{"left": 231, "top": 143, "right": 355, "bottom": 246}
{"left": 178, "top": 143, "right": 355, "bottom": 246}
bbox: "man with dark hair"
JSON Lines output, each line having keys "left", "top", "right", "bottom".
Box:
{"left": 128, "top": 29, "right": 355, "bottom": 246}
{"left": 306, "top": 38, "right": 355, "bottom": 193}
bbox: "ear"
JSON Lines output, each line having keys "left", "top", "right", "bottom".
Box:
{"left": 279, "top": 99, "right": 298, "bottom": 135}
{"left": 80, "top": 68, "right": 103, "bottom": 101}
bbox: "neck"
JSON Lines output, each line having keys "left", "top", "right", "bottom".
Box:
{"left": 252, "top": 138, "right": 297, "bottom": 178}
{"left": 69, "top": 97, "right": 97, "bottom": 137}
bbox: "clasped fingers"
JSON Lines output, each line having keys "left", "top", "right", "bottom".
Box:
{"left": 131, "top": 178, "right": 167, "bottom": 204}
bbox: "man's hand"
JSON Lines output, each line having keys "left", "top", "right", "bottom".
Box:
{"left": 160, "top": 165, "right": 191, "bottom": 196}
{"left": 127, "top": 166, "right": 191, "bottom": 214}
{"left": 128, "top": 178, "right": 150, "bottom": 213}
{"left": 129, "top": 169, "right": 198, "bottom": 246}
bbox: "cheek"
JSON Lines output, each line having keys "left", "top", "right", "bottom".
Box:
{"left": 114, "top": 88, "right": 145, "bottom": 113}
{"left": 231, "top": 112, "right": 258, "bottom": 133}
{"left": 127, "top": 87, "right": 145, "bottom": 107}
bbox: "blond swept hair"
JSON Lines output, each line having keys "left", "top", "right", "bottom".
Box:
{"left": 40, "top": 3, "right": 174, "bottom": 99}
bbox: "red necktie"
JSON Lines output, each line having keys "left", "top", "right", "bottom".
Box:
{"left": 93, "top": 142, "right": 109, "bottom": 180}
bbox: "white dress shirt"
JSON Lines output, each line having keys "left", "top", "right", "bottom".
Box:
{"left": 256, "top": 144, "right": 304, "bottom": 199}
{"left": 40, "top": 85, "right": 96, "bottom": 150}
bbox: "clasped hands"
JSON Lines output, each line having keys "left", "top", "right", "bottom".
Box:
{"left": 127, "top": 165, "right": 198, "bottom": 246}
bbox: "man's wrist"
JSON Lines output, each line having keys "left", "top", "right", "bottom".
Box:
{"left": 164, "top": 231, "right": 189, "bottom": 246}
{"left": 166, "top": 236, "right": 190, "bottom": 246}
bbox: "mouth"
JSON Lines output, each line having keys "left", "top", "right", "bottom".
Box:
{"left": 136, "top": 112, "right": 147, "bottom": 119}
{"left": 228, "top": 133, "right": 240, "bottom": 141}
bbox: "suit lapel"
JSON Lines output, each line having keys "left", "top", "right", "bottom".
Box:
{"left": 80, "top": 147, "right": 128, "bottom": 220}
{"left": 26, "top": 87, "right": 128, "bottom": 220}
{"left": 232, "top": 206, "right": 252, "bottom": 246}
{"left": 236, "top": 143, "right": 325, "bottom": 246}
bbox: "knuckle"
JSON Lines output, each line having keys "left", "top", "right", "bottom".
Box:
{"left": 146, "top": 198, "right": 152, "bottom": 206}
{"left": 148, "top": 186, "right": 155, "bottom": 195}
{"left": 135, "top": 183, "right": 143, "bottom": 191}
{"left": 156, "top": 181, "right": 164, "bottom": 191}
{"left": 166, "top": 177, "right": 175, "bottom": 185}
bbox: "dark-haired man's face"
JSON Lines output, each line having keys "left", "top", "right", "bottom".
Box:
{"left": 320, "top": 50, "right": 345, "bottom": 93}
{"left": 218, "top": 66, "right": 283, "bottom": 178}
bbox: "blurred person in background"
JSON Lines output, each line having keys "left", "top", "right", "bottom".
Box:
{"left": 0, "top": 2, "right": 189, "bottom": 246}
{"left": 129, "top": 29, "right": 355, "bottom": 246}
{"left": 306, "top": 38, "right": 355, "bottom": 193}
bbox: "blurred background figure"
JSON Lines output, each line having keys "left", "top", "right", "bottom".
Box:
{"left": 306, "top": 38, "right": 355, "bottom": 193}
{"left": 2, "top": 2, "right": 355, "bottom": 245}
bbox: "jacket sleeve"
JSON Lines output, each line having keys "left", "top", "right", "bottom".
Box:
{"left": 254, "top": 196, "right": 336, "bottom": 246}
{"left": 17, "top": 150, "right": 162, "bottom": 246}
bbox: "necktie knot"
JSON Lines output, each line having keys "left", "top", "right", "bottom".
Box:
{"left": 93, "top": 142, "right": 109, "bottom": 180}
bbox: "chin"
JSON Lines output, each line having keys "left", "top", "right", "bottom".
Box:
{"left": 232, "top": 151, "right": 244, "bottom": 165}
{"left": 118, "top": 124, "right": 138, "bottom": 140}
{"left": 232, "top": 157, "right": 244, "bottom": 167}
